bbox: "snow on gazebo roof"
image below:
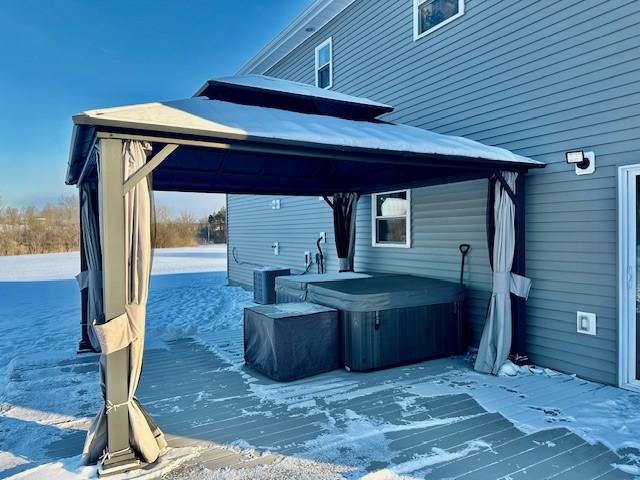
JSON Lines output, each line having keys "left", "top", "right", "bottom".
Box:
{"left": 196, "top": 75, "right": 393, "bottom": 110}
{"left": 67, "top": 76, "right": 542, "bottom": 189}
{"left": 194, "top": 75, "right": 394, "bottom": 121}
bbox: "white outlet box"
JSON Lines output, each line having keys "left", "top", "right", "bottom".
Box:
{"left": 304, "top": 251, "right": 312, "bottom": 267}
{"left": 272, "top": 242, "right": 279, "bottom": 256}
{"left": 576, "top": 311, "right": 596, "bottom": 335}
{"left": 319, "top": 232, "right": 326, "bottom": 243}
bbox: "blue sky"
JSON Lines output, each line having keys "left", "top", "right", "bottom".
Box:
{"left": 0, "top": 0, "right": 312, "bottom": 218}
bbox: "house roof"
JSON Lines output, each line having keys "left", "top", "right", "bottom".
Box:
{"left": 237, "top": 0, "right": 356, "bottom": 75}
{"left": 67, "top": 76, "right": 543, "bottom": 195}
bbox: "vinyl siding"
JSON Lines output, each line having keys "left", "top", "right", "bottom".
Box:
{"left": 228, "top": 0, "right": 640, "bottom": 385}
{"left": 227, "top": 195, "right": 336, "bottom": 288}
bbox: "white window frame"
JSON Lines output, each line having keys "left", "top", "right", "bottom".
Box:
{"left": 618, "top": 164, "right": 640, "bottom": 392}
{"left": 413, "top": 0, "right": 465, "bottom": 41}
{"left": 371, "top": 189, "right": 411, "bottom": 248}
{"left": 314, "top": 37, "right": 333, "bottom": 89}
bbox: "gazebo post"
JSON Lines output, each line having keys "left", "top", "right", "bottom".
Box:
{"left": 78, "top": 188, "right": 93, "bottom": 353}
{"left": 98, "top": 138, "right": 140, "bottom": 473}
{"left": 511, "top": 172, "right": 527, "bottom": 363}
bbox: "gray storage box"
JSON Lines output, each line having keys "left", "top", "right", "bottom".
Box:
{"left": 243, "top": 302, "right": 339, "bottom": 381}
{"left": 306, "top": 275, "right": 465, "bottom": 371}
{"left": 253, "top": 266, "right": 291, "bottom": 304}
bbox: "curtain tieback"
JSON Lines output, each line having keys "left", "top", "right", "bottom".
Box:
{"left": 93, "top": 312, "right": 135, "bottom": 354}
{"left": 338, "top": 258, "right": 350, "bottom": 271}
{"left": 492, "top": 272, "right": 532, "bottom": 300}
{"left": 105, "top": 399, "right": 131, "bottom": 415}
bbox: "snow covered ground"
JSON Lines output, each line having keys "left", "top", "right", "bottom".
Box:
{"left": 0, "top": 246, "right": 246, "bottom": 479}
{"left": 1, "top": 246, "right": 640, "bottom": 479}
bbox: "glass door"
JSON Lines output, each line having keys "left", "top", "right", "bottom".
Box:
{"left": 636, "top": 177, "right": 640, "bottom": 381}
{"left": 619, "top": 166, "right": 640, "bottom": 390}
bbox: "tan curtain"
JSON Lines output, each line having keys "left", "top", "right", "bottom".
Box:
{"left": 475, "top": 171, "right": 531, "bottom": 374}
{"left": 82, "top": 140, "right": 167, "bottom": 464}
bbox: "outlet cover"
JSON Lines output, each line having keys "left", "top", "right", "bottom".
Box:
{"left": 576, "top": 311, "right": 596, "bottom": 335}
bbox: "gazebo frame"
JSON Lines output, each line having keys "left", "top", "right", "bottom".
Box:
{"left": 67, "top": 81, "right": 543, "bottom": 474}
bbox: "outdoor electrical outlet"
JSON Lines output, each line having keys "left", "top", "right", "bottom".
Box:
{"left": 272, "top": 242, "right": 280, "bottom": 256}
{"left": 576, "top": 311, "right": 596, "bottom": 335}
{"left": 304, "top": 251, "right": 312, "bottom": 267}
{"left": 319, "top": 232, "right": 326, "bottom": 243}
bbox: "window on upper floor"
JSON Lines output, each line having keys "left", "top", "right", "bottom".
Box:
{"left": 414, "top": 0, "right": 464, "bottom": 40}
{"left": 315, "top": 37, "right": 333, "bottom": 89}
{"left": 372, "top": 190, "right": 411, "bottom": 248}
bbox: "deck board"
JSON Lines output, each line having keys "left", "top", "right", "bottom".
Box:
{"left": 18, "top": 330, "right": 638, "bottom": 478}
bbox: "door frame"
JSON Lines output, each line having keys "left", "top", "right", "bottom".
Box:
{"left": 618, "top": 165, "right": 640, "bottom": 391}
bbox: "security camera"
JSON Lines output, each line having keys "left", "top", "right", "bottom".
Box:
{"left": 566, "top": 150, "right": 595, "bottom": 176}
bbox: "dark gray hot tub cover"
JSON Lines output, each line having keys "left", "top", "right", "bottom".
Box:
{"left": 244, "top": 302, "right": 339, "bottom": 381}
{"left": 307, "top": 275, "right": 464, "bottom": 312}
{"left": 275, "top": 272, "right": 373, "bottom": 301}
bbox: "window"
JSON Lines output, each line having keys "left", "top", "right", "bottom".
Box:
{"left": 372, "top": 190, "right": 411, "bottom": 247}
{"left": 315, "top": 38, "right": 332, "bottom": 89}
{"left": 413, "top": 0, "right": 464, "bottom": 40}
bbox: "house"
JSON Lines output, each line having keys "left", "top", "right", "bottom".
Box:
{"left": 227, "top": 0, "right": 640, "bottom": 389}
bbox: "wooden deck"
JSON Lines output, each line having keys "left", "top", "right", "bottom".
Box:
{"left": 17, "top": 328, "right": 640, "bottom": 479}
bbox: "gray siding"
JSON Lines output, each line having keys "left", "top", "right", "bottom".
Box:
{"left": 228, "top": 195, "right": 336, "bottom": 288}
{"left": 228, "top": 0, "right": 640, "bottom": 385}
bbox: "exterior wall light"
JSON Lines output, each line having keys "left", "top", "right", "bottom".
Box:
{"left": 566, "top": 150, "right": 595, "bottom": 176}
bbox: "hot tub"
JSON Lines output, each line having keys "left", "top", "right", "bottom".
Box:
{"left": 275, "top": 272, "right": 387, "bottom": 303}
{"left": 306, "top": 275, "right": 465, "bottom": 371}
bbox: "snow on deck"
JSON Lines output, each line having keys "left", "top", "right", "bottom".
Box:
{"left": 1, "top": 246, "right": 640, "bottom": 479}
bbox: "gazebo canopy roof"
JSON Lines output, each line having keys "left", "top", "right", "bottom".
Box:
{"left": 67, "top": 75, "right": 543, "bottom": 195}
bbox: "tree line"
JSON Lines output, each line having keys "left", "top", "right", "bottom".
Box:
{"left": 0, "top": 196, "right": 226, "bottom": 256}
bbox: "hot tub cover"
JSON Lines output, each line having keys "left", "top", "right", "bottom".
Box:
{"left": 307, "top": 275, "right": 464, "bottom": 312}
{"left": 243, "top": 302, "right": 339, "bottom": 382}
{"left": 275, "top": 272, "right": 374, "bottom": 301}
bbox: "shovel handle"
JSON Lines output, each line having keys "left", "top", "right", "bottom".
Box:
{"left": 459, "top": 244, "right": 470, "bottom": 286}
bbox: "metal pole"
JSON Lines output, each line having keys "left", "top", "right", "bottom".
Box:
{"left": 98, "top": 138, "right": 140, "bottom": 474}
{"left": 511, "top": 173, "right": 527, "bottom": 363}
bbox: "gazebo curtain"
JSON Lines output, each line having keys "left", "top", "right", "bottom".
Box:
{"left": 77, "top": 182, "right": 103, "bottom": 351}
{"left": 326, "top": 193, "right": 359, "bottom": 272}
{"left": 82, "top": 140, "right": 166, "bottom": 465}
{"left": 475, "top": 171, "right": 531, "bottom": 374}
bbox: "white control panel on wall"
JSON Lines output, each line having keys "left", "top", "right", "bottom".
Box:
{"left": 272, "top": 242, "right": 280, "bottom": 256}
{"left": 576, "top": 311, "right": 596, "bottom": 335}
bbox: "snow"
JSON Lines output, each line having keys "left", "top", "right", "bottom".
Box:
{"left": 77, "top": 97, "right": 541, "bottom": 166}
{"left": 0, "top": 245, "right": 244, "bottom": 479}
{"left": 407, "top": 358, "right": 640, "bottom": 452}
{"left": 0, "top": 245, "right": 227, "bottom": 282}
{"left": 10, "top": 447, "right": 201, "bottom": 480}
{"left": 206, "top": 75, "right": 392, "bottom": 110}
{"left": 2, "top": 246, "right": 640, "bottom": 479}
{"left": 389, "top": 440, "right": 490, "bottom": 476}
{"left": 164, "top": 457, "right": 350, "bottom": 480}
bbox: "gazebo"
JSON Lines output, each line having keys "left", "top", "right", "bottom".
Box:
{"left": 66, "top": 75, "right": 543, "bottom": 475}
